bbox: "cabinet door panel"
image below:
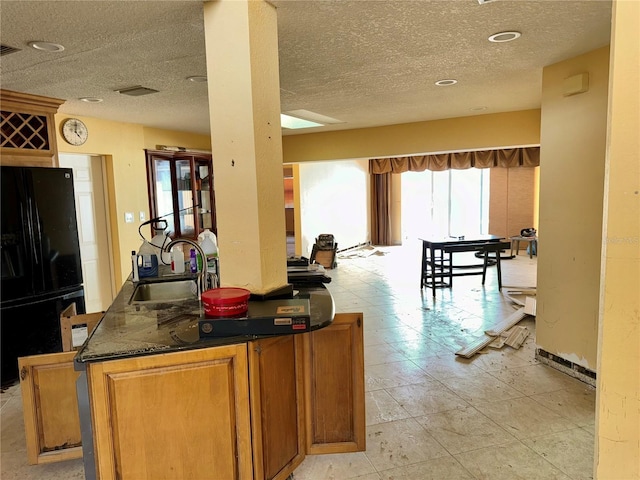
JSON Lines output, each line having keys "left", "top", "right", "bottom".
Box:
{"left": 88, "top": 345, "right": 252, "bottom": 480}
{"left": 303, "top": 312, "right": 365, "bottom": 454}
{"left": 249, "top": 335, "right": 305, "bottom": 480}
{"left": 19, "top": 351, "right": 82, "bottom": 464}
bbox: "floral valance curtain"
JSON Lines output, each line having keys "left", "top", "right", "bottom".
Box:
{"left": 369, "top": 146, "right": 540, "bottom": 174}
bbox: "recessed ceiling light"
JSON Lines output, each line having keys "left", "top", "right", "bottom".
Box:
{"left": 187, "top": 76, "right": 207, "bottom": 83}
{"left": 435, "top": 79, "right": 457, "bottom": 86}
{"left": 79, "top": 97, "right": 103, "bottom": 103}
{"left": 470, "top": 106, "right": 488, "bottom": 111}
{"left": 488, "top": 31, "right": 521, "bottom": 43}
{"left": 28, "top": 41, "right": 65, "bottom": 52}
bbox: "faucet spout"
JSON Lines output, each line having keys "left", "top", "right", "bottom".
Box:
{"left": 165, "top": 238, "right": 208, "bottom": 299}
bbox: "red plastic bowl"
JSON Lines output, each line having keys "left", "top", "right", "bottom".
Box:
{"left": 201, "top": 287, "right": 251, "bottom": 318}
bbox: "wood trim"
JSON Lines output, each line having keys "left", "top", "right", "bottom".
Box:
{"left": 455, "top": 334, "right": 497, "bottom": 358}
{"left": 456, "top": 307, "right": 527, "bottom": 358}
{"left": 0, "top": 153, "right": 56, "bottom": 167}
{"left": 504, "top": 326, "right": 530, "bottom": 349}
{"left": 18, "top": 351, "right": 83, "bottom": 465}
{"left": 484, "top": 308, "right": 527, "bottom": 336}
{"left": 0, "top": 89, "right": 65, "bottom": 113}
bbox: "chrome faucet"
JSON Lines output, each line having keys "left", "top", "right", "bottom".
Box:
{"left": 164, "top": 239, "right": 208, "bottom": 299}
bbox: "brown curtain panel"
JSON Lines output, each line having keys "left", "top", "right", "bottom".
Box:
{"left": 370, "top": 172, "right": 392, "bottom": 246}
{"left": 369, "top": 146, "right": 540, "bottom": 174}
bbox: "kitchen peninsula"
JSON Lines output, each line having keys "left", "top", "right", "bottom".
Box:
{"left": 74, "top": 273, "right": 365, "bottom": 480}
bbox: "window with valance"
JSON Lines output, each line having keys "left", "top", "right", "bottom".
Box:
{"left": 369, "top": 147, "right": 540, "bottom": 245}
{"left": 369, "top": 146, "right": 540, "bottom": 174}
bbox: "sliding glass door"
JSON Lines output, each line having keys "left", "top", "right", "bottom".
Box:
{"left": 401, "top": 168, "right": 490, "bottom": 240}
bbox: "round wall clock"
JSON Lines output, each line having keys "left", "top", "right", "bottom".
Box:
{"left": 61, "top": 118, "right": 88, "bottom": 146}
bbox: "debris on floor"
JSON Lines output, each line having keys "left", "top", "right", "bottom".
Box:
{"left": 456, "top": 286, "right": 537, "bottom": 358}
{"left": 487, "top": 325, "right": 530, "bottom": 350}
{"left": 338, "top": 245, "right": 387, "bottom": 258}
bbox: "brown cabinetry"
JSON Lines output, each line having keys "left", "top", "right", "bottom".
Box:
{"left": 249, "top": 335, "right": 306, "bottom": 480}
{"left": 21, "top": 313, "right": 365, "bottom": 479}
{"left": 144, "top": 149, "right": 216, "bottom": 239}
{"left": 18, "top": 351, "right": 83, "bottom": 464}
{"left": 87, "top": 345, "right": 253, "bottom": 480}
{"left": 249, "top": 312, "right": 366, "bottom": 480}
{"left": 0, "top": 89, "right": 64, "bottom": 167}
{"left": 303, "top": 312, "right": 366, "bottom": 454}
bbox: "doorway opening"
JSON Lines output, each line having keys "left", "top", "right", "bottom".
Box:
{"left": 58, "top": 154, "right": 115, "bottom": 312}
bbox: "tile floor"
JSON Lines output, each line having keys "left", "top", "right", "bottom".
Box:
{"left": 0, "top": 242, "right": 596, "bottom": 480}
{"left": 292, "top": 242, "right": 595, "bottom": 480}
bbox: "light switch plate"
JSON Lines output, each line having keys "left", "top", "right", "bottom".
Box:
{"left": 125, "top": 212, "right": 134, "bottom": 223}
{"left": 139, "top": 211, "right": 146, "bottom": 221}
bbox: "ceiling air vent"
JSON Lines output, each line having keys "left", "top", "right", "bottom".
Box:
{"left": 116, "top": 85, "right": 159, "bottom": 96}
{"left": 1, "top": 44, "right": 21, "bottom": 56}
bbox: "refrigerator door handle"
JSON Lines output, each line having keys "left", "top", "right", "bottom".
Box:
{"left": 26, "top": 195, "right": 40, "bottom": 266}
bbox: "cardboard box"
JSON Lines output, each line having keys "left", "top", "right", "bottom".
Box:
{"left": 59, "top": 303, "right": 104, "bottom": 352}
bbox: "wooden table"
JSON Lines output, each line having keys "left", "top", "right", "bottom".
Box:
{"left": 419, "top": 235, "right": 504, "bottom": 297}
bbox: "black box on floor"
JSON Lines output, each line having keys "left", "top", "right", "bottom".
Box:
{"left": 199, "top": 298, "right": 311, "bottom": 338}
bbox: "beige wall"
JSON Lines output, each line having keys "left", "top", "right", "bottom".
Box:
{"left": 595, "top": 0, "right": 640, "bottom": 477}
{"left": 54, "top": 114, "right": 211, "bottom": 287}
{"left": 537, "top": 46, "right": 610, "bottom": 371}
{"left": 285, "top": 110, "right": 541, "bottom": 249}
{"left": 297, "top": 159, "right": 369, "bottom": 256}
{"left": 282, "top": 110, "right": 540, "bottom": 163}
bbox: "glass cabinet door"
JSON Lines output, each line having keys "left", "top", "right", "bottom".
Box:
{"left": 175, "top": 159, "right": 195, "bottom": 237}
{"left": 146, "top": 150, "right": 216, "bottom": 240}
{"left": 151, "top": 158, "right": 176, "bottom": 235}
{"left": 195, "top": 161, "right": 214, "bottom": 231}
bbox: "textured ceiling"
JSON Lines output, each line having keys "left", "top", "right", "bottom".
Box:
{"left": 0, "top": 0, "right": 612, "bottom": 137}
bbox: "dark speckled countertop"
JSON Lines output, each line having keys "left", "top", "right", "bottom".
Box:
{"left": 76, "top": 271, "right": 335, "bottom": 364}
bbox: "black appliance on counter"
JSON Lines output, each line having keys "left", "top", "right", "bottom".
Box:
{"left": 1, "top": 166, "right": 85, "bottom": 385}
{"left": 198, "top": 298, "right": 311, "bottom": 338}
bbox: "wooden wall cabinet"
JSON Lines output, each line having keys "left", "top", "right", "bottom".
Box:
{"left": 145, "top": 149, "right": 216, "bottom": 239}
{"left": 0, "top": 89, "right": 64, "bottom": 167}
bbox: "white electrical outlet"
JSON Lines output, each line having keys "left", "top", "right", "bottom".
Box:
{"left": 125, "top": 212, "right": 134, "bottom": 223}
{"left": 140, "top": 211, "right": 146, "bottom": 222}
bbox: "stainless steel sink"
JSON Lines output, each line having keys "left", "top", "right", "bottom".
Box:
{"left": 129, "top": 279, "right": 198, "bottom": 304}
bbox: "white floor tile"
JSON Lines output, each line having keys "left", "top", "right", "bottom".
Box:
{"left": 364, "top": 418, "right": 449, "bottom": 471}
{"left": 455, "top": 441, "right": 571, "bottom": 480}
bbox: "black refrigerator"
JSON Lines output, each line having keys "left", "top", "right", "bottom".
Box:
{"left": 1, "top": 166, "right": 85, "bottom": 386}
